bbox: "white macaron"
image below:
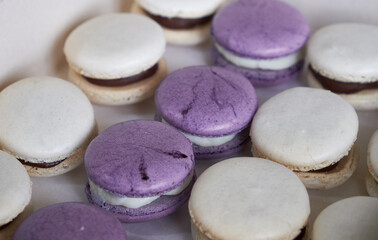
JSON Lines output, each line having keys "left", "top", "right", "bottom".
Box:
{"left": 64, "top": 13, "right": 167, "bottom": 105}
{"left": 189, "top": 157, "right": 310, "bottom": 240}
{"left": 312, "top": 196, "right": 378, "bottom": 240}
{"left": 0, "top": 76, "right": 97, "bottom": 177}
{"left": 251, "top": 87, "right": 359, "bottom": 189}
{"left": 131, "top": 0, "right": 224, "bottom": 45}
{"left": 0, "top": 150, "right": 32, "bottom": 239}
{"left": 367, "top": 130, "right": 378, "bottom": 197}
{"left": 307, "top": 23, "right": 378, "bottom": 110}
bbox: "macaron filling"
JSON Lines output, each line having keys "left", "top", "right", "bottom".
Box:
{"left": 309, "top": 65, "right": 378, "bottom": 94}
{"left": 215, "top": 43, "right": 305, "bottom": 71}
{"left": 88, "top": 171, "right": 194, "bottom": 209}
{"left": 82, "top": 64, "right": 159, "bottom": 87}
{"left": 17, "top": 158, "right": 65, "bottom": 168}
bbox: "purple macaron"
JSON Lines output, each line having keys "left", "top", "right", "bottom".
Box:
{"left": 155, "top": 66, "right": 257, "bottom": 159}
{"left": 84, "top": 120, "right": 195, "bottom": 223}
{"left": 12, "top": 202, "right": 127, "bottom": 240}
{"left": 211, "top": 0, "right": 310, "bottom": 86}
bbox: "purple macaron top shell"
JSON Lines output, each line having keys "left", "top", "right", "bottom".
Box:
{"left": 155, "top": 66, "right": 257, "bottom": 137}
{"left": 12, "top": 202, "right": 127, "bottom": 240}
{"left": 85, "top": 120, "right": 194, "bottom": 198}
{"left": 212, "top": 0, "right": 310, "bottom": 59}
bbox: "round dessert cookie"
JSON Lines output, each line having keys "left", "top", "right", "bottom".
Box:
{"left": 211, "top": 0, "right": 310, "bottom": 86}
{"left": 366, "top": 130, "right": 378, "bottom": 197}
{"left": 312, "top": 196, "right": 378, "bottom": 240}
{"left": 155, "top": 66, "right": 257, "bottom": 159}
{"left": 307, "top": 23, "right": 378, "bottom": 110}
{"left": 131, "top": 0, "right": 224, "bottom": 45}
{"left": 0, "top": 150, "right": 32, "bottom": 239}
{"left": 0, "top": 76, "right": 97, "bottom": 177}
{"left": 250, "top": 87, "right": 359, "bottom": 189}
{"left": 85, "top": 120, "right": 195, "bottom": 222}
{"left": 12, "top": 202, "right": 127, "bottom": 240}
{"left": 64, "top": 13, "right": 167, "bottom": 105}
{"left": 189, "top": 157, "right": 310, "bottom": 240}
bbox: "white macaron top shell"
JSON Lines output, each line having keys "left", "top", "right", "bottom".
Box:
{"left": 308, "top": 23, "right": 378, "bottom": 83}
{"left": 251, "top": 87, "right": 358, "bottom": 170}
{"left": 0, "top": 76, "right": 95, "bottom": 163}
{"left": 0, "top": 150, "right": 31, "bottom": 225}
{"left": 64, "top": 13, "right": 165, "bottom": 79}
{"left": 136, "top": 0, "right": 224, "bottom": 18}
{"left": 189, "top": 157, "right": 310, "bottom": 240}
{"left": 368, "top": 130, "right": 378, "bottom": 179}
{"left": 312, "top": 196, "right": 378, "bottom": 240}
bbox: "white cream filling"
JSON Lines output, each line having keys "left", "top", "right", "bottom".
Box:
{"left": 215, "top": 43, "right": 305, "bottom": 70}
{"left": 161, "top": 118, "right": 237, "bottom": 147}
{"left": 89, "top": 171, "right": 194, "bottom": 209}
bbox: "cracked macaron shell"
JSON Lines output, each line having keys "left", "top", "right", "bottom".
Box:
{"left": 12, "top": 202, "right": 127, "bottom": 240}
{"left": 85, "top": 120, "right": 194, "bottom": 198}
{"left": 211, "top": 0, "right": 310, "bottom": 59}
{"left": 155, "top": 66, "right": 257, "bottom": 137}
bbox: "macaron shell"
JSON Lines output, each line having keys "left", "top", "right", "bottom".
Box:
{"left": 0, "top": 204, "right": 32, "bottom": 240}
{"left": 366, "top": 171, "right": 378, "bottom": 197}
{"left": 211, "top": 0, "right": 310, "bottom": 59}
{"left": 308, "top": 68, "right": 378, "bottom": 110}
{"left": 311, "top": 196, "right": 378, "bottom": 240}
{"left": 85, "top": 120, "right": 194, "bottom": 197}
{"left": 213, "top": 46, "right": 304, "bottom": 86}
{"left": 155, "top": 66, "right": 257, "bottom": 137}
{"left": 68, "top": 58, "right": 167, "bottom": 105}
{"left": 0, "top": 151, "right": 31, "bottom": 225}
{"left": 308, "top": 23, "right": 378, "bottom": 83}
{"left": 64, "top": 13, "right": 165, "bottom": 79}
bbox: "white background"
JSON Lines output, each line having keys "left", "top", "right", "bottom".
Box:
{"left": 0, "top": 0, "right": 377, "bottom": 239}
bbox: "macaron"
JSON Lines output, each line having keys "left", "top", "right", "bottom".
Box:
{"left": 189, "top": 157, "right": 310, "bottom": 240}
{"left": 307, "top": 23, "right": 378, "bottom": 110}
{"left": 251, "top": 87, "right": 359, "bottom": 189}
{"left": 155, "top": 66, "right": 257, "bottom": 159}
{"left": 0, "top": 76, "right": 97, "bottom": 177}
{"left": 312, "top": 196, "right": 378, "bottom": 240}
{"left": 0, "top": 150, "right": 32, "bottom": 239}
{"left": 131, "top": 0, "right": 224, "bottom": 45}
{"left": 211, "top": 0, "right": 310, "bottom": 86}
{"left": 366, "top": 130, "right": 378, "bottom": 197}
{"left": 85, "top": 120, "right": 195, "bottom": 222}
{"left": 12, "top": 202, "right": 127, "bottom": 240}
{"left": 64, "top": 13, "right": 167, "bottom": 105}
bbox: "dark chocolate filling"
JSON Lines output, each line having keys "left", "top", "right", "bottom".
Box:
{"left": 309, "top": 65, "right": 378, "bottom": 94}
{"left": 83, "top": 64, "right": 158, "bottom": 87}
{"left": 18, "top": 158, "right": 65, "bottom": 168}
{"left": 293, "top": 227, "right": 306, "bottom": 240}
{"left": 308, "top": 161, "right": 339, "bottom": 173}
{"left": 142, "top": 9, "right": 213, "bottom": 29}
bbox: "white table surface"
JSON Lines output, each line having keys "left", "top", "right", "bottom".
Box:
{"left": 0, "top": 0, "right": 378, "bottom": 239}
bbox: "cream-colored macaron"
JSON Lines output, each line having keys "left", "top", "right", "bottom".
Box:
{"left": 189, "top": 157, "right": 310, "bottom": 240}
{"left": 312, "top": 196, "right": 378, "bottom": 240}
{"left": 250, "top": 87, "right": 359, "bottom": 189}
{"left": 307, "top": 23, "right": 378, "bottom": 110}
{"left": 366, "top": 130, "right": 378, "bottom": 197}
{"left": 64, "top": 13, "right": 167, "bottom": 105}
{"left": 0, "top": 150, "right": 32, "bottom": 239}
{"left": 0, "top": 76, "right": 97, "bottom": 177}
{"left": 131, "top": 0, "right": 224, "bottom": 45}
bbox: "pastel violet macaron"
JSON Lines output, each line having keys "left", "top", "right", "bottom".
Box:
{"left": 64, "top": 13, "right": 167, "bottom": 106}
{"left": 155, "top": 66, "right": 257, "bottom": 159}
{"left": 366, "top": 130, "right": 378, "bottom": 197}
{"left": 12, "top": 202, "right": 127, "bottom": 240}
{"left": 251, "top": 87, "right": 359, "bottom": 189}
{"left": 85, "top": 120, "right": 195, "bottom": 223}
{"left": 0, "top": 150, "right": 32, "bottom": 239}
{"left": 0, "top": 76, "right": 97, "bottom": 177}
{"left": 307, "top": 23, "right": 378, "bottom": 110}
{"left": 131, "top": 0, "right": 224, "bottom": 45}
{"left": 311, "top": 196, "right": 378, "bottom": 240}
{"left": 211, "top": 0, "right": 310, "bottom": 87}
{"left": 189, "top": 157, "right": 310, "bottom": 240}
